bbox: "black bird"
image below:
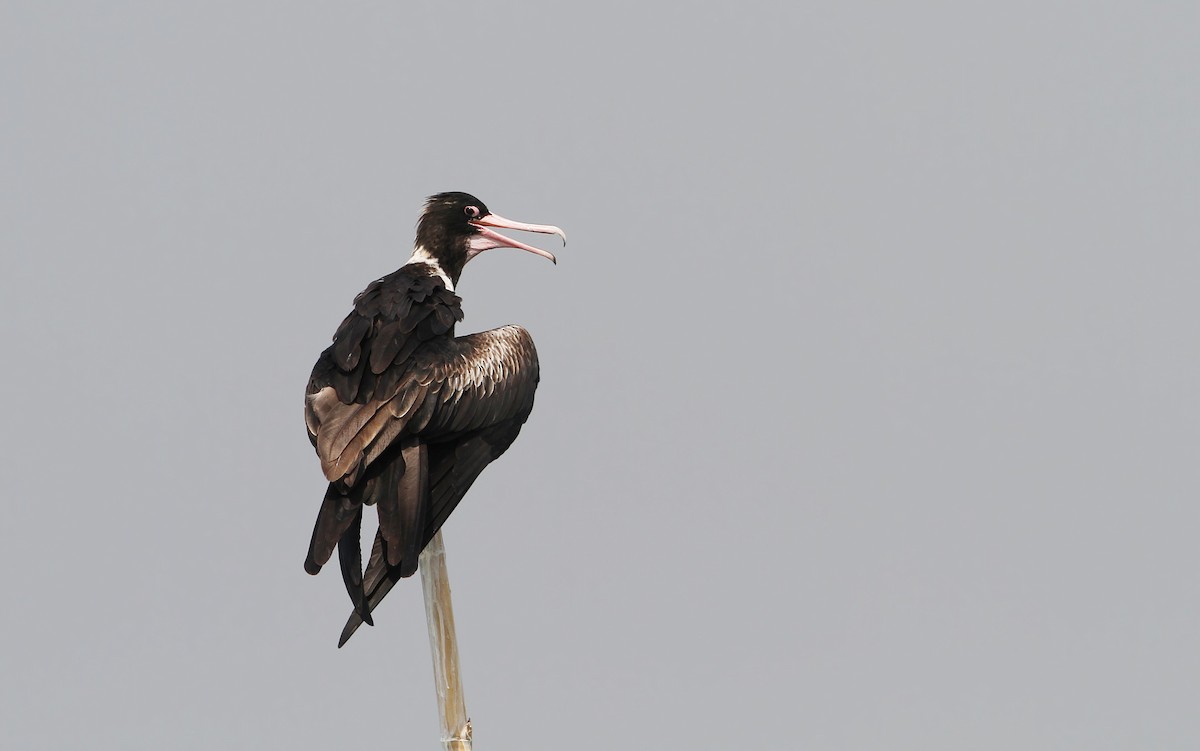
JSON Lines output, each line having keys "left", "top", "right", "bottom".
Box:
{"left": 304, "top": 192, "right": 564, "bottom": 646}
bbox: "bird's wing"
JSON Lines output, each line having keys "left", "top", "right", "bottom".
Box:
{"left": 306, "top": 324, "right": 540, "bottom": 488}
{"left": 307, "top": 321, "right": 539, "bottom": 612}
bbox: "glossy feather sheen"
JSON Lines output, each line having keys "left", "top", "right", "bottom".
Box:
{"left": 305, "top": 261, "right": 540, "bottom": 644}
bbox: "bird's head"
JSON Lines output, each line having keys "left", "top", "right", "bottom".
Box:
{"left": 414, "top": 191, "right": 566, "bottom": 285}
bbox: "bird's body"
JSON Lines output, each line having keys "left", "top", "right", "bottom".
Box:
{"left": 303, "top": 192, "right": 563, "bottom": 646}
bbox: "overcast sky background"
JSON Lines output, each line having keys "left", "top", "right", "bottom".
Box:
{"left": 2, "top": 2, "right": 1198, "bottom": 749}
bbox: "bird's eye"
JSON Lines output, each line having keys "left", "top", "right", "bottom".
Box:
{"left": 464, "top": 206, "right": 480, "bottom": 219}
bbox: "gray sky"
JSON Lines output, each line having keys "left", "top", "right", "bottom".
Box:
{"left": 2, "top": 2, "right": 1198, "bottom": 749}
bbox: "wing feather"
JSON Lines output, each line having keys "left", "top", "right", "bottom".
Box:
{"left": 331, "top": 314, "right": 371, "bottom": 371}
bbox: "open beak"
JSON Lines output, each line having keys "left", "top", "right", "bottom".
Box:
{"left": 469, "top": 213, "right": 567, "bottom": 264}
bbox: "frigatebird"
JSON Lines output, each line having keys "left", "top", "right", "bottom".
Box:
{"left": 304, "top": 192, "right": 564, "bottom": 646}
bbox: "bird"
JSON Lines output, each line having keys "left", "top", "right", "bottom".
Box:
{"left": 303, "top": 191, "right": 564, "bottom": 646}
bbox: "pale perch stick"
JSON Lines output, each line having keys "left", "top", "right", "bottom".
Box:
{"left": 419, "top": 530, "right": 472, "bottom": 751}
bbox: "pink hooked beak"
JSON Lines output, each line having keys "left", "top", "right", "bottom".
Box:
{"left": 468, "top": 213, "right": 567, "bottom": 264}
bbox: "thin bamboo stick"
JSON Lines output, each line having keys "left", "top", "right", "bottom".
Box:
{"left": 419, "top": 530, "right": 472, "bottom": 751}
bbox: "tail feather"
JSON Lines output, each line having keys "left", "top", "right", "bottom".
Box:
{"left": 330, "top": 421, "right": 523, "bottom": 647}
{"left": 338, "top": 436, "right": 488, "bottom": 647}
{"left": 396, "top": 440, "right": 428, "bottom": 577}
{"left": 331, "top": 440, "right": 429, "bottom": 647}
{"left": 305, "top": 483, "right": 362, "bottom": 575}
{"left": 338, "top": 532, "right": 403, "bottom": 647}
{"left": 373, "top": 450, "right": 407, "bottom": 568}
{"left": 336, "top": 507, "right": 372, "bottom": 626}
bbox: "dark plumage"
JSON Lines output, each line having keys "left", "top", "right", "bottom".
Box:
{"left": 304, "top": 192, "right": 563, "bottom": 646}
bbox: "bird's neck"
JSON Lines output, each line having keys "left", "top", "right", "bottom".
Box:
{"left": 406, "top": 246, "right": 457, "bottom": 291}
